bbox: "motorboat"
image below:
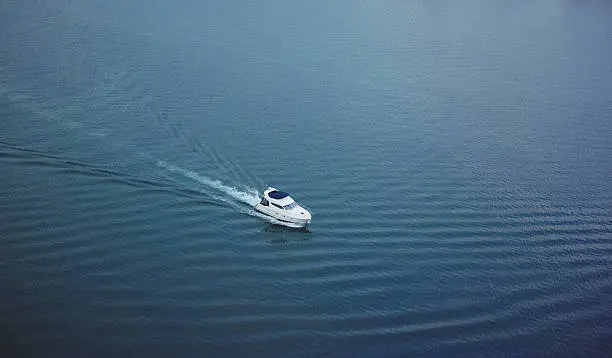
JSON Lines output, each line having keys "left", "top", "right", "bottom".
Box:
{"left": 254, "top": 188, "right": 311, "bottom": 227}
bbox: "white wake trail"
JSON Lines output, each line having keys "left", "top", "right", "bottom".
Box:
{"left": 157, "top": 160, "right": 260, "bottom": 206}
{"left": 157, "top": 160, "right": 302, "bottom": 227}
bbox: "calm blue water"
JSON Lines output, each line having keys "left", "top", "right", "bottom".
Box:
{"left": 2, "top": 0, "right": 612, "bottom": 357}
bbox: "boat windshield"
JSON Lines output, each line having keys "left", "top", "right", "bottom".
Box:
{"left": 283, "top": 202, "right": 298, "bottom": 210}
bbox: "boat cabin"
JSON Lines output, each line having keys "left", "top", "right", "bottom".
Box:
{"left": 259, "top": 189, "right": 298, "bottom": 210}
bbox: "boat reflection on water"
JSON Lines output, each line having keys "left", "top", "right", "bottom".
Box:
{"left": 262, "top": 223, "right": 311, "bottom": 234}
{"left": 262, "top": 223, "right": 312, "bottom": 245}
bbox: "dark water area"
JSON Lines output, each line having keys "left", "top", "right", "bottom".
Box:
{"left": 2, "top": 0, "right": 612, "bottom": 357}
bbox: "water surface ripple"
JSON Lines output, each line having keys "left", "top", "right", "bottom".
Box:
{"left": 1, "top": 0, "right": 612, "bottom": 357}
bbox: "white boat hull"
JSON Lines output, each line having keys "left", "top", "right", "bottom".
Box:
{"left": 254, "top": 204, "right": 311, "bottom": 227}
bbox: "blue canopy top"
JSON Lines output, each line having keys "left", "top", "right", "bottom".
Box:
{"left": 268, "top": 190, "right": 289, "bottom": 199}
